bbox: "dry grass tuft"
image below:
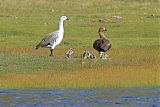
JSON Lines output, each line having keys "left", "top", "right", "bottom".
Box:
{"left": 0, "top": 62, "right": 159, "bottom": 88}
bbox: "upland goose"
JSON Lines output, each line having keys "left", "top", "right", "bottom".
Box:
{"left": 81, "top": 50, "right": 91, "bottom": 59}
{"left": 65, "top": 48, "right": 74, "bottom": 59}
{"left": 35, "top": 16, "right": 69, "bottom": 56}
{"left": 100, "top": 52, "right": 108, "bottom": 60}
{"left": 90, "top": 54, "right": 96, "bottom": 59}
{"left": 93, "top": 27, "right": 111, "bottom": 57}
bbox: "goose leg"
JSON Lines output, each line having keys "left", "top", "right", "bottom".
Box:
{"left": 49, "top": 49, "right": 54, "bottom": 57}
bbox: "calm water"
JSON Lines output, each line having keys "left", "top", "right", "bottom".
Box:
{"left": 0, "top": 88, "right": 160, "bottom": 107}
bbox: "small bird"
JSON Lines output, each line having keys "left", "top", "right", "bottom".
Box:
{"left": 93, "top": 27, "right": 112, "bottom": 58}
{"left": 35, "top": 16, "right": 69, "bottom": 56}
{"left": 65, "top": 48, "right": 74, "bottom": 59}
{"left": 81, "top": 50, "right": 91, "bottom": 59}
{"left": 90, "top": 54, "right": 96, "bottom": 59}
{"left": 100, "top": 52, "right": 108, "bottom": 60}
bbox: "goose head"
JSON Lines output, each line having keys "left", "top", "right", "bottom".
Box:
{"left": 98, "top": 27, "right": 107, "bottom": 33}
{"left": 60, "top": 16, "right": 69, "bottom": 21}
{"left": 98, "top": 27, "right": 107, "bottom": 38}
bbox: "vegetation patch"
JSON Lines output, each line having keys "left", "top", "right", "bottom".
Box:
{"left": 0, "top": 0, "right": 159, "bottom": 88}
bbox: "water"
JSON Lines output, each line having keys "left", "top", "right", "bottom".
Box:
{"left": 0, "top": 88, "right": 160, "bottom": 107}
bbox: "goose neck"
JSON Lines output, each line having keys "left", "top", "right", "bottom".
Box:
{"left": 58, "top": 19, "right": 64, "bottom": 32}
{"left": 99, "top": 32, "right": 106, "bottom": 38}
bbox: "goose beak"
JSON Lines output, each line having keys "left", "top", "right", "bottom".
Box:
{"left": 66, "top": 18, "right": 70, "bottom": 20}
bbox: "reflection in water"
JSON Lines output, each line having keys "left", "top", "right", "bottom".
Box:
{"left": 0, "top": 88, "right": 160, "bottom": 107}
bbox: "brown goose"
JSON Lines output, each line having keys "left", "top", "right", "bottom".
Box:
{"left": 93, "top": 27, "right": 111, "bottom": 57}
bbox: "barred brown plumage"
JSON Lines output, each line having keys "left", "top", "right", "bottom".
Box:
{"left": 93, "top": 27, "right": 111, "bottom": 58}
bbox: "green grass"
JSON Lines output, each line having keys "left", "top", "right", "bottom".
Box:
{"left": 0, "top": 47, "right": 159, "bottom": 73}
{"left": 0, "top": 0, "right": 160, "bottom": 88}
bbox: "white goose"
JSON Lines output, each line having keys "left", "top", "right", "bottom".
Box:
{"left": 35, "top": 16, "right": 69, "bottom": 56}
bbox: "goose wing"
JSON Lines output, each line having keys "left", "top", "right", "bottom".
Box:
{"left": 36, "top": 31, "right": 59, "bottom": 49}
{"left": 100, "top": 39, "right": 111, "bottom": 51}
{"left": 93, "top": 38, "right": 111, "bottom": 52}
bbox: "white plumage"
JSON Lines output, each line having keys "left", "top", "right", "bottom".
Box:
{"left": 35, "top": 16, "right": 69, "bottom": 56}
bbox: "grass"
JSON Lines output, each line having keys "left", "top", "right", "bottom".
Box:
{"left": 0, "top": 0, "right": 160, "bottom": 88}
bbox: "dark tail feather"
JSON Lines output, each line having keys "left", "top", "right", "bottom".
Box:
{"left": 35, "top": 45, "right": 40, "bottom": 50}
{"left": 108, "top": 44, "right": 112, "bottom": 50}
